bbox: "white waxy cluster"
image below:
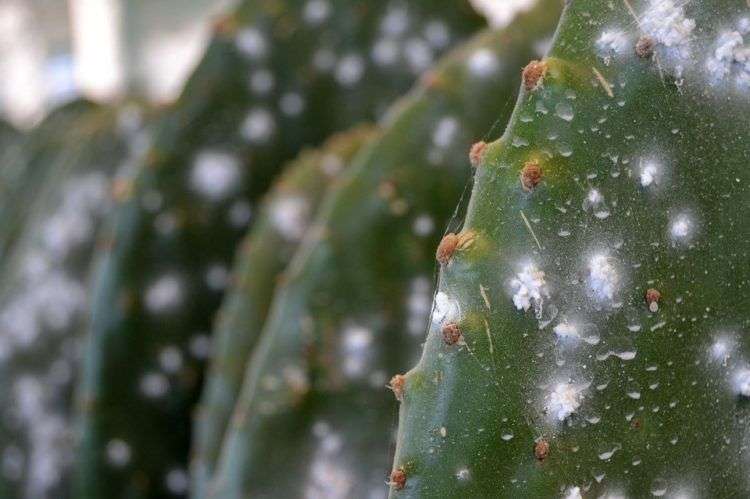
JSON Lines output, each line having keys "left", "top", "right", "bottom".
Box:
{"left": 587, "top": 254, "right": 619, "bottom": 302}
{"left": 468, "top": 48, "right": 500, "bottom": 78}
{"left": 190, "top": 151, "right": 241, "bottom": 201}
{"left": 706, "top": 31, "right": 750, "bottom": 87}
{"left": 640, "top": 0, "right": 696, "bottom": 75}
{"left": 270, "top": 196, "right": 309, "bottom": 241}
{"left": 547, "top": 382, "right": 584, "bottom": 421}
{"left": 432, "top": 291, "right": 461, "bottom": 324}
{"left": 596, "top": 30, "right": 629, "bottom": 58}
{"left": 733, "top": 369, "right": 750, "bottom": 397}
{"left": 510, "top": 263, "right": 548, "bottom": 315}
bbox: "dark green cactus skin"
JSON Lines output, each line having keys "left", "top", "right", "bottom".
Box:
{"left": 391, "top": 1, "right": 750, "bottom": 497}
{"left": 191, "top": 125, "right": 376, "bottom": 495}
{"left": 74, "top": 2, "right": 483, "bottom": 497}
{"left": 0, "top": 103, "right": 142, "bottom": 499}
{"left": 0, "top": 102, "right": 100, "bottom": 264}
{"left": 209, "top": 4, "right": 562, "bottom": 497}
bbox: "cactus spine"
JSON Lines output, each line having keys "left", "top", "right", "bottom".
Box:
{"left": 391, "top": 1, "right": 750, "bottom": 497}
{"left": 209, "top": 2, "right": 562, "bottom": 496}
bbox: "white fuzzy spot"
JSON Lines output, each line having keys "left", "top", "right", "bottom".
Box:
{"left": 588, "top": 254, "right": 619, "bottom": 302}
{"left": 341, "top": 326, "right": 373, "bottom": 378}
{"left": 250, "top": 69, "right": 275, "bottom": 95}
{"left": 547, "top": 382, "right": 584, "bottom": 421}
{"left": 432, "top": 117, "right": 460, "bottom": 148}
{"left": 241, "top": 108, "right": 276, "bottom": 144}
{"left": 380, "top": 7, "right": 409, "bottom": 36}
{"left": 190, "top": 151, "right": 240, "bottom": 201}
{"left": 305, "top": 423, "right": 352, "bottom": 499}
{"left": 597, "top": 30, "right": 629, "bottom": 58}
{"left": 432, "top": 292, "right": 461, "bottom": 324}
{"left": 468, "top": 48, "right": 500, "bottom": 77}
{"left": 469, "top": 0, "right": 536, "bottom": 28}
{"left": 165, "top": 468, "right": 189, "bottom": 494}
{"left": 371, "top": 37, "right": 399, "bottom": 66}
{"left": 404, "top": 38, "right": 434, "bottom": 74}
{"left": 424, "top": 21, "right": 450, "bottom": 49}
{"left": 106, "top": 439, "right": 131, "bottom": 467}
{"left": 412, "top": 214, "right": 435, "bottom": 236}
{"left": 303, "top": 0, "right": 331, "bottom": 26}
{"left": 733, "top": 368, "right": 750, "bottom": 397}
{"left": 669, "top": 213, "right": 693, "bottom": 241}
{"left": 710, "top": 336, "right": 734, "bottom": 364}
{"left": 706, "top": 31, "right": 750, "bottom": 87}
{"left": 510, "top": 263, "right": 548, "bottom": 315}
{"left": 640, "top": 0, "right": 696, "bottom": 76}
{"left": 159, "top": 346, "right": 183, "bottom": 374}
{"left": 235, "top": 28, "right": 268, "bottom": 59}
{"left": 205, "top": 264, "right": 229, "bottom": 291}
{"left": 270, "top": 196, "right": 309, "bottom": 241}
{"left": 145, "top": 275, "right": 182, "bottom": 313}
{"left": 640, "top": 161, "right": 660, "bottom": 187}
{"left": 280, "top": 92, "right": 306, "bottom": 116}
{"left": 335, "top": 54, "right": 365, "bottom": 86}
{"left": 140, "top": 372, "right": 169, "bottom": 398}
{"left": 407, "top": 277, "right": 432, "bottom": 335}
{"left": 564, "top": 487, "right": 583, "bottom": 499}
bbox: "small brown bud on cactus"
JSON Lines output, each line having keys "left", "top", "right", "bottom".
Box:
{"left": 436, "top": 231, "right": 476, "bottom": 266}
{"left": 442, "top": 323, "right": 463, "bottom": 345}
{"left": 389, "top": 468, "right": 407, "bottom": 490}
{"left": 469, "top": 141, "right": 488, "bottom": 168}
{"left": 389, "top": 374, "right": 406, "bottom": 402}
{"left": 534, "top": 438, "right": 550, "bottom": 462}
{"left": 520, "top": 160, "right": 543, "bottom": 191}
{"left": 522, "top": 60, "right": 548, "bottom": 91}
{"left": 645, "top": 288, "right": 661, "bottom": 312}
{"left": 636, "top": 36, "right": 655, "bottom": 58}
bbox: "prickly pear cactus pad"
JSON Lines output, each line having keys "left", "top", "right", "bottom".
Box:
{"left": 0, "top": 104, "right": 144, "bottom": 499}
{"left": 74, "top": 2, "right": 483, "bottom": 497}
{"left": 390, "top": 1, "right": 750, "bottom": 497}
{"left": 209, "top": 3, "right": 562, "bottom": 497}
{"left": 192, "top": 125, "right": 375, "bottom": 495}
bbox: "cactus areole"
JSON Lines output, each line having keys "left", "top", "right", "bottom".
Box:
{"left": 391, "top": 1, "right": 750, "bottom": 497}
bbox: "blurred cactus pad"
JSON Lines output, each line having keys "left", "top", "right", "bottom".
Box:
{"left": 73, "top": 0, "right": 483, "bottom": 497}
{"left": 0, "top": 0, "right": 746, "bottom": 498}
{"left": 390, "top": 0, "right": 750, "bottom": 497}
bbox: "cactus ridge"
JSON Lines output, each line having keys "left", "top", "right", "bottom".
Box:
{"left": 73, "top": 1, "right": 483, "bottom": 496}
{"left": 391, "top": 1, "right": 750, "bottom": 497}
{"left": 191, "top": 125, "right": 376, "bottom": 496}
{"left": 208, "top": 2, "right": 562, "bottom": 496}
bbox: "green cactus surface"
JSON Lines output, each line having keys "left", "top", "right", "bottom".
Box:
{"left": 0, "top": 102, "right": 100, "bottom": 264}
{"left": 0, "top": 103, "right": 144, "bottom": 499}
{"left": 208, "top": 3, "right": 562, "bottom": 497}
{"left": 191, "top": 124, "right": 376, "bottom": 496}
{"left": 391, "top": 1, "right": 750, "bottom": 497}
{"left": 74, "top": 1, "right": 483, "bottom": 497}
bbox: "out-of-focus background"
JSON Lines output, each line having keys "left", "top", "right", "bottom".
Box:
{"left": 0, "top": 0, "right": 534, "bottom": 128}
{"left": 0, "top": 0, "right": 235, "bottom": 127}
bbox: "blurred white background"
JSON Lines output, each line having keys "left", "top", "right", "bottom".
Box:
{"left": 0, "top": 0, "right": 234, "bottom": 128}
{"left": 0, "top": 0, "right": 534, "bottom": 129}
